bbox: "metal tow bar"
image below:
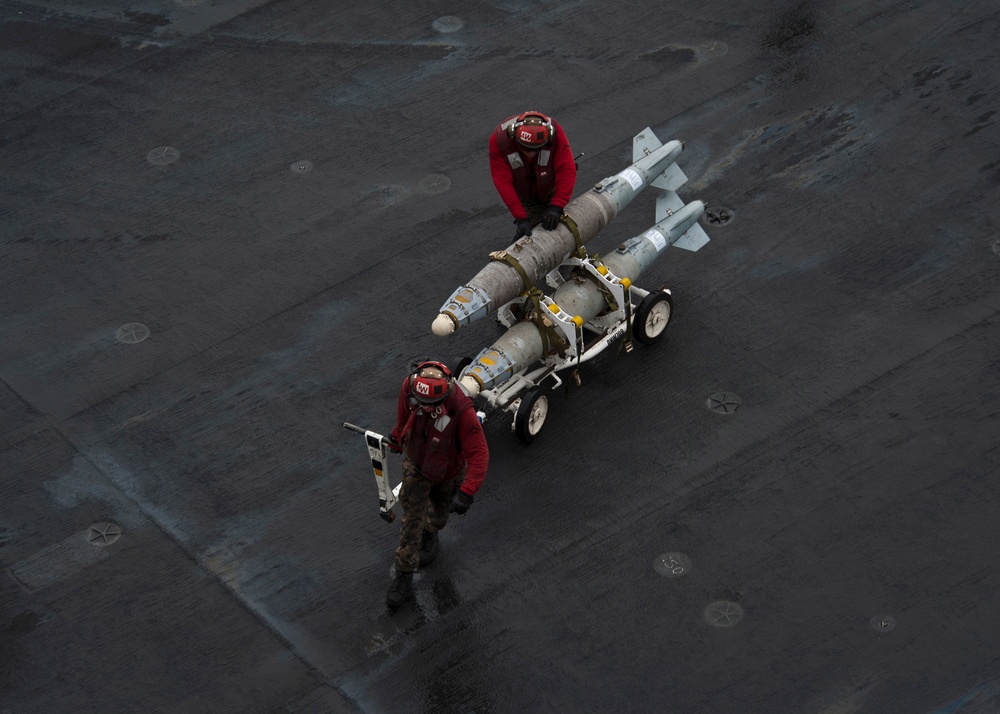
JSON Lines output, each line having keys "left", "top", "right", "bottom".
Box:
{"left": 343, "top": 422, "right": 402, "bottom": 523}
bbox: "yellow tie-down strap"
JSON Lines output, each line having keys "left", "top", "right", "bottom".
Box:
{"left": 489, "top": 250, "right": 533, "bottom": 294}
{"left": 560, "top": 213, "right": 587, "bottom": 258}
{"left": 582, "top": 267, "right": 620, "bottom": 313}
{"left": 527, "top": 289, "right": 570, "bottom": 359}
{"left": 581, "top": 267, "right": 634, "bottom": 353}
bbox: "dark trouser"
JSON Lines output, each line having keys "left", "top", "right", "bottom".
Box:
{"left": 395, "top": 456, "right": 464, "bottom": 573}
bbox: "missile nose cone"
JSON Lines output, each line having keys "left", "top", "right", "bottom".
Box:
{"left": 459, "top": 375, "right": 482, "bottom": 397}
{"left": 432, "top": 314, "right": 456, "bottom": 336}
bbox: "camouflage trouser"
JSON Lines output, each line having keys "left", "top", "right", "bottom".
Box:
{"left": 394, "top": 455, "right": 465, "bottom": 573}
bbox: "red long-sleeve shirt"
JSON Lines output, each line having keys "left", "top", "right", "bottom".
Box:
{"left": 488, "top": 119, "right": 577, "bottom": 220}
{"left": 390, "top": 377, "right": 489, "bottom": 497}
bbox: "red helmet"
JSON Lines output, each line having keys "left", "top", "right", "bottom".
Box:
{"left": 411, "top": 360, "right": 452, "bottom": 404}
{"left": 512, "top": 111, "right": 553, "bottom": 150}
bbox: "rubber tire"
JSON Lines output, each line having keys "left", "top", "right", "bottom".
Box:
{"left": 514, "top": 388, "right": 549, "bottom": 444}
{"left": 633, "top": 291, "right": 673, "bottom": 345}
{"left": 450, "top": 356, "right": 472, "bottom": 378}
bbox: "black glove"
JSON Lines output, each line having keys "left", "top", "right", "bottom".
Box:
{"left": 387, "top": 436, "right": 403, "bottom": 454}
{"left": 513, "top": 218, "right": 533, "bottom": 240}
{"left": 450, "top": 491, "right": 474, "bottom": 515}
{"left": 541, "top": 205, "right": 563, "bottom": 231}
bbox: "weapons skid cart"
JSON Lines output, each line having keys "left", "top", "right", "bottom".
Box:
{"left": 435, "top": 127, "right": 710, "bottom": 444}
{"left": 459, "top": 256, "right": 671, "bottom": 445}
{"left": 457, "top": 183, "right": 710, "bottom": 445}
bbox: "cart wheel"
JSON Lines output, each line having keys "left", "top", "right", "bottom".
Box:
{"left": 633, "top": 291, "right": 673, "bottom": 345}
{"left": 514, "top": 388, "right": 549, "bottom": 444}
{"left": 450, "top": 356, "right": 472, "bottom": 378}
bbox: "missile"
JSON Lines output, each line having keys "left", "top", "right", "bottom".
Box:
{"left": 458, "top": 199, "right": 709, "bottom": 397}
{"left": 432, "top": 128, "right": 688, "bottom": 336}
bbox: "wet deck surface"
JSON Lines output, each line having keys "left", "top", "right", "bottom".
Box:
{"left": 2, "top": 1, "right": 1000, "bottom": 712}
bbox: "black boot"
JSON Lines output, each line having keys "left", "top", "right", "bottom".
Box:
{"left": 418, "top": 530, "right": 439, "bottom": 567}
{"left": 386, "top": 570, "right": 413, "bottom": 609}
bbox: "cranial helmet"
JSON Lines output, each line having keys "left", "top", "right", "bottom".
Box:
{"left": 411, "top": 360, "right": 452, "bottom": 404}
{"left": 512, "top": 111, "right": 553, "bottom": 150}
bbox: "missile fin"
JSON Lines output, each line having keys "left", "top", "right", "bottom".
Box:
{"left": 632, "top": 127, "right": 663, "bottom": 163}
{"left": 655, "top": 191, "right": 684, "bottom": 223}
{"left": 651, "top": 163, "right": 688, "bottom": 191}
{"left": 672, "top": 223, "right": 710, "bottom": 252}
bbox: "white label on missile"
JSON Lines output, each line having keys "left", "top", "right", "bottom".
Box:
{"left": 619, "top": 168, "right": 644, "bottom": 191}
{"left": 643, "top": 228, "right": 667, "bottom": 252}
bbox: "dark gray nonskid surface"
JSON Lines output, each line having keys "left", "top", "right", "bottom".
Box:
{"left": 2, "top": 1, "right": 999, "bottom": 713}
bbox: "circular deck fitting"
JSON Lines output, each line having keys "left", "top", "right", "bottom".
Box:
{"left": 707, "top": 391, "right": 742, "bottom": 414}
{"left": 419, "top": 173, "right": 452, "bottom": 195}
{"left": 992, "top": 239, "right": 1000, "bottom": 256}
{"left": 654, "top": 551, "right": 692, "bottom": 578}
{"left": 870, "top": 614, "right": 896, "bottom": 633}
{"left": 704, "top": 600, "right": 744, "bottom": 627}
{"left": 703, "top": 206, "right": 734, "bottom": 226}
{"left": 291, "top": 159, "right": 313, "bottom": 174}
{"left": 147, "top": 146, "right": 179, "bottom": 165}
{"left": 116, "top": 322, "right": 150, "bottom": 344}
{"left": 87, "top": 522, "right": 122, "bottom": 547}
{"left": 698, "top": 40, "right": 729, "bottom": 58}
{"left": 433, "top": 16, "right": 464, "bottom": 33}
